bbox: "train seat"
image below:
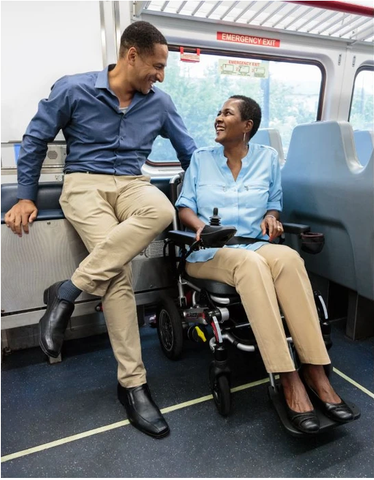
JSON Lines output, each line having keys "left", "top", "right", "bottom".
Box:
{"left": 1, "top": 182, "right": 64, "bottom": 222}
{"left": 156, "top": 173, "right": 360, "bottom": 435}
{"left": 251, "top": 128, "right": 285, "bottom": 166}
{"left": 281, "top": 121, "right": 374, "bottom": 339}
{"left": 353, "top": 130, "right": 374, "bottom": 167}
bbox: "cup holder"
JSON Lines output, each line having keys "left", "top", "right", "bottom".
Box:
{"left": 300, "top": 232, "right": 325, "bottom": 254}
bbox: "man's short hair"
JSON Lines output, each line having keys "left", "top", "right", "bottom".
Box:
{"left": 119, "top": 21, "right": 167, "bottom": 57}
{"left": 230, "top": 95, "right": 262, "bottom": 139}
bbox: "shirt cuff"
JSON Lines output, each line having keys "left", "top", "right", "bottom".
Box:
{"left": 175, "top": 197, "right": 197, "bottom": 212}
{"left": 267, "top": 202, "right": 282, "bottom": 212}
{"left": 17, "top": 184, "right": 38, "bottom": 202}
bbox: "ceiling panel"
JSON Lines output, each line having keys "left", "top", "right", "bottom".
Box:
{"left": 135, "top": 1, "right": 374, "bottom": 44}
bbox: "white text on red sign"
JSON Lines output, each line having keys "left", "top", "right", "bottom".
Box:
{"left": 217, "top": 32, "right": 280, "bottom": 47}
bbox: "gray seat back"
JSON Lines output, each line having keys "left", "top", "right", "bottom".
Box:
{"left": 251, "top": 128, "right": 285, "bottom": 166}
{"left": 281, "top": 121, "right": 374, "bottom": 301}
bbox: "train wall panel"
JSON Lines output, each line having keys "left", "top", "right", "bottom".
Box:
{"left": 1, "top": 220, "right": 95, "bottom": 313}
{"left": 1, "top": 1, "right": 103, "bottom": 143}
{"left": 1, "top": 219, "right": 173, "bottom": 317}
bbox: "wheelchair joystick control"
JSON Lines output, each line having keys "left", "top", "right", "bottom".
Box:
{"left": 200, "top": 208, "right": 237, "bottom": 248}
{"left": 209, "top": 208, "right": 221, "bottom": 226}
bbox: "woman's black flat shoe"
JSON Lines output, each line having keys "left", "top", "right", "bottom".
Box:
{"left": 305, "top": 384, "right": 354, "bottom": 423}
{"left": 284, "top": 402, "right": 320, "bottom": 434}
{"left": 280, "top": 385, "right": 320, "bottom": 433}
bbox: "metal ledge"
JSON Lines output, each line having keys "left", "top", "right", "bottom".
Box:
{"left": 1, "top": 300, "right": 100, "bottom": 330}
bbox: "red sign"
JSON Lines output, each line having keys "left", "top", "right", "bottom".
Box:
{"left": 217, "top": 31, "right": 280, "bottom": 47}
{"left": 180, "top": 47, "right": 201, "bottom": 63}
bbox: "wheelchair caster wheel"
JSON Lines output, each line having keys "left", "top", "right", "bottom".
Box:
{"left": 157, "top": 297, "right": 184, "bottom": 360}
{"left": 210, "top": 374, "right": 231, "bottom": 416}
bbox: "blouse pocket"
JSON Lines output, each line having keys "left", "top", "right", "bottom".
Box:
{"left": 197, "top": 183, "right": 228, "bottom": 211}
{"left": 241, "top": 181, "right": 269, "bottom": 209}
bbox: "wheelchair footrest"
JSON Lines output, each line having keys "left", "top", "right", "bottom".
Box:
{"left": 268, "top": 384, "right": 361, "bottom": 437}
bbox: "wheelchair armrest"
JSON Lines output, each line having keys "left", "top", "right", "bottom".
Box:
{"left": 167, "top": 230, "right": 196, "bottom": 246}
{"left": 168, "top": 224, "right": 311, "bottom": 245}
{"left": 282, "top": 223, "right": 325, "bottom": 254}
{"left": 282, "top": 223, "right": 311, "bottom": 235}
{"left": 200, "top": 225, "right": 237, "bottom": 248}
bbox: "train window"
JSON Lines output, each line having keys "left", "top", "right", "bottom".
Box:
{"left": 349, "top": 68, "right": 374, "bottom": 131}
{"left": 148, "top": 50, "right": 323, "bottom": 164}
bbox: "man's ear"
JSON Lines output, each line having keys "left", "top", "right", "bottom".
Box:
{"left": 127, "top": 47, "right": 137, "bottom": 65}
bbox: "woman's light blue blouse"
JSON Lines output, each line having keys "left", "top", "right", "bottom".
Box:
{"left": 175, "top": 143, "right": 283, "bottom": 263}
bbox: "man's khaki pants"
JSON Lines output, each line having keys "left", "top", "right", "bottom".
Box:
{"left": 186, "top": 244, "right": 330, "bottom": 373}
{"left": 60, "top": 173, "right": 175, "bottom": 387}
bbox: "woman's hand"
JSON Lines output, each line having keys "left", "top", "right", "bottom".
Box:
{"left": 178, "top": 207, "right": 206, "bottom": 241}
{"left": 261, "top": 214, "right": 283, "bottom": 241}
{"left": 195, "top": 224, "right": 205, "bottom": 241}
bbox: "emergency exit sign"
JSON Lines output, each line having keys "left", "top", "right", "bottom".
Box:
{"left": 217, "top": 31, "right": 280, "bottom": 47}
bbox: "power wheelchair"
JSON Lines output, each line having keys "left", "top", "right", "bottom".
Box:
{"left": 156, "top": 174, "right": 360, "bottom": 436}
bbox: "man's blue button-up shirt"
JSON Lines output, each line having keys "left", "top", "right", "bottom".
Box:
{"left": 17, "top": 65, "right": 196, "bottom": 200}
{"left": 175, "top": 143, "right": 283, "bottom": 262}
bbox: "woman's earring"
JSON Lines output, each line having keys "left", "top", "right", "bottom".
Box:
{"left": 243, "top": 132, "right": 247, "bottom": 143}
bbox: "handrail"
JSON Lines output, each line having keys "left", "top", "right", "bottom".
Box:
{"left": 288, "top": 1, "right": 374, "bottom": 17}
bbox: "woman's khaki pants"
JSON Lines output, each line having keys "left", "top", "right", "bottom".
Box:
{"left": 186, "top": 245, "right": 330, "bottom": 373}
{"left": 60, "top": 173, "right": 175, "bottom": 388}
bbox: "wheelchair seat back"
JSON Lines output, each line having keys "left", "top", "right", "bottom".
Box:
{"left": 169, "top": 174, "right": 240, "bottom": 297}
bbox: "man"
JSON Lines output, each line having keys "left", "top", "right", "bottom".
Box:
{"left": 5, "top": 21, "right": 196, "bottom": 438}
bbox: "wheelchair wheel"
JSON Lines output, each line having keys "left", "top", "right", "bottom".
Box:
{"left": 157, "top": 297, "right": 184, "bottom": 360}
{"left": 210, "top": 374, "right": 231, "bottom": 416}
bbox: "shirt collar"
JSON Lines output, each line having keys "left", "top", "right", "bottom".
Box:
{"left": 216, "top": 143, "right": 253, "bottom": 166}
{"left": 95, "top": 65, "right": 112, "bottom": 89}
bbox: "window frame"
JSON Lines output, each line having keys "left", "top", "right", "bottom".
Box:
{"left": 348, "top": 65, "right": 374, "bottom": 126}
{"left": 146, "top": 45, "right": 326, "bottom": 167}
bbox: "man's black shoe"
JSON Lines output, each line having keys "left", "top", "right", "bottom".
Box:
{"left": 39, "top": 281, "right": 74, "bottom": 358}
{"left": 118, "top": 383, "right": 170, "bottom": 438}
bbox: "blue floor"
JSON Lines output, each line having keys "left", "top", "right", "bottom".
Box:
{"left": 2, "top": 319, "right": 374, "bottom": 478}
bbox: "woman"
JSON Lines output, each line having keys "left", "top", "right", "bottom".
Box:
{"left": 175, "top": 95, "right": 354, "bottom": 434}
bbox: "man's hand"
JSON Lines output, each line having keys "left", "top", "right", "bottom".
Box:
{"left": 261, "top": 214, "right": 283, "bottom": 242}
{"left": 5, "top": 200, "right": 38, "bottom": 237}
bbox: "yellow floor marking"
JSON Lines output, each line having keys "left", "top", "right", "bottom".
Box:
{"left": 333, "top": 367, "right": 374, "bottom": 399}
{"left": 1, "top": 420, "right": 130, "bottom": 463}
{"left": 2, "top": 370, "right": 373, "bottom": 464}
{"left": 231, "top": 377, "right": 272, "bottom": 392}
{"left": 161, "top": 394, "right": 213, "bottom": 414}
{"left": 1, "top": 377, "right": 269, "bottom": 463}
